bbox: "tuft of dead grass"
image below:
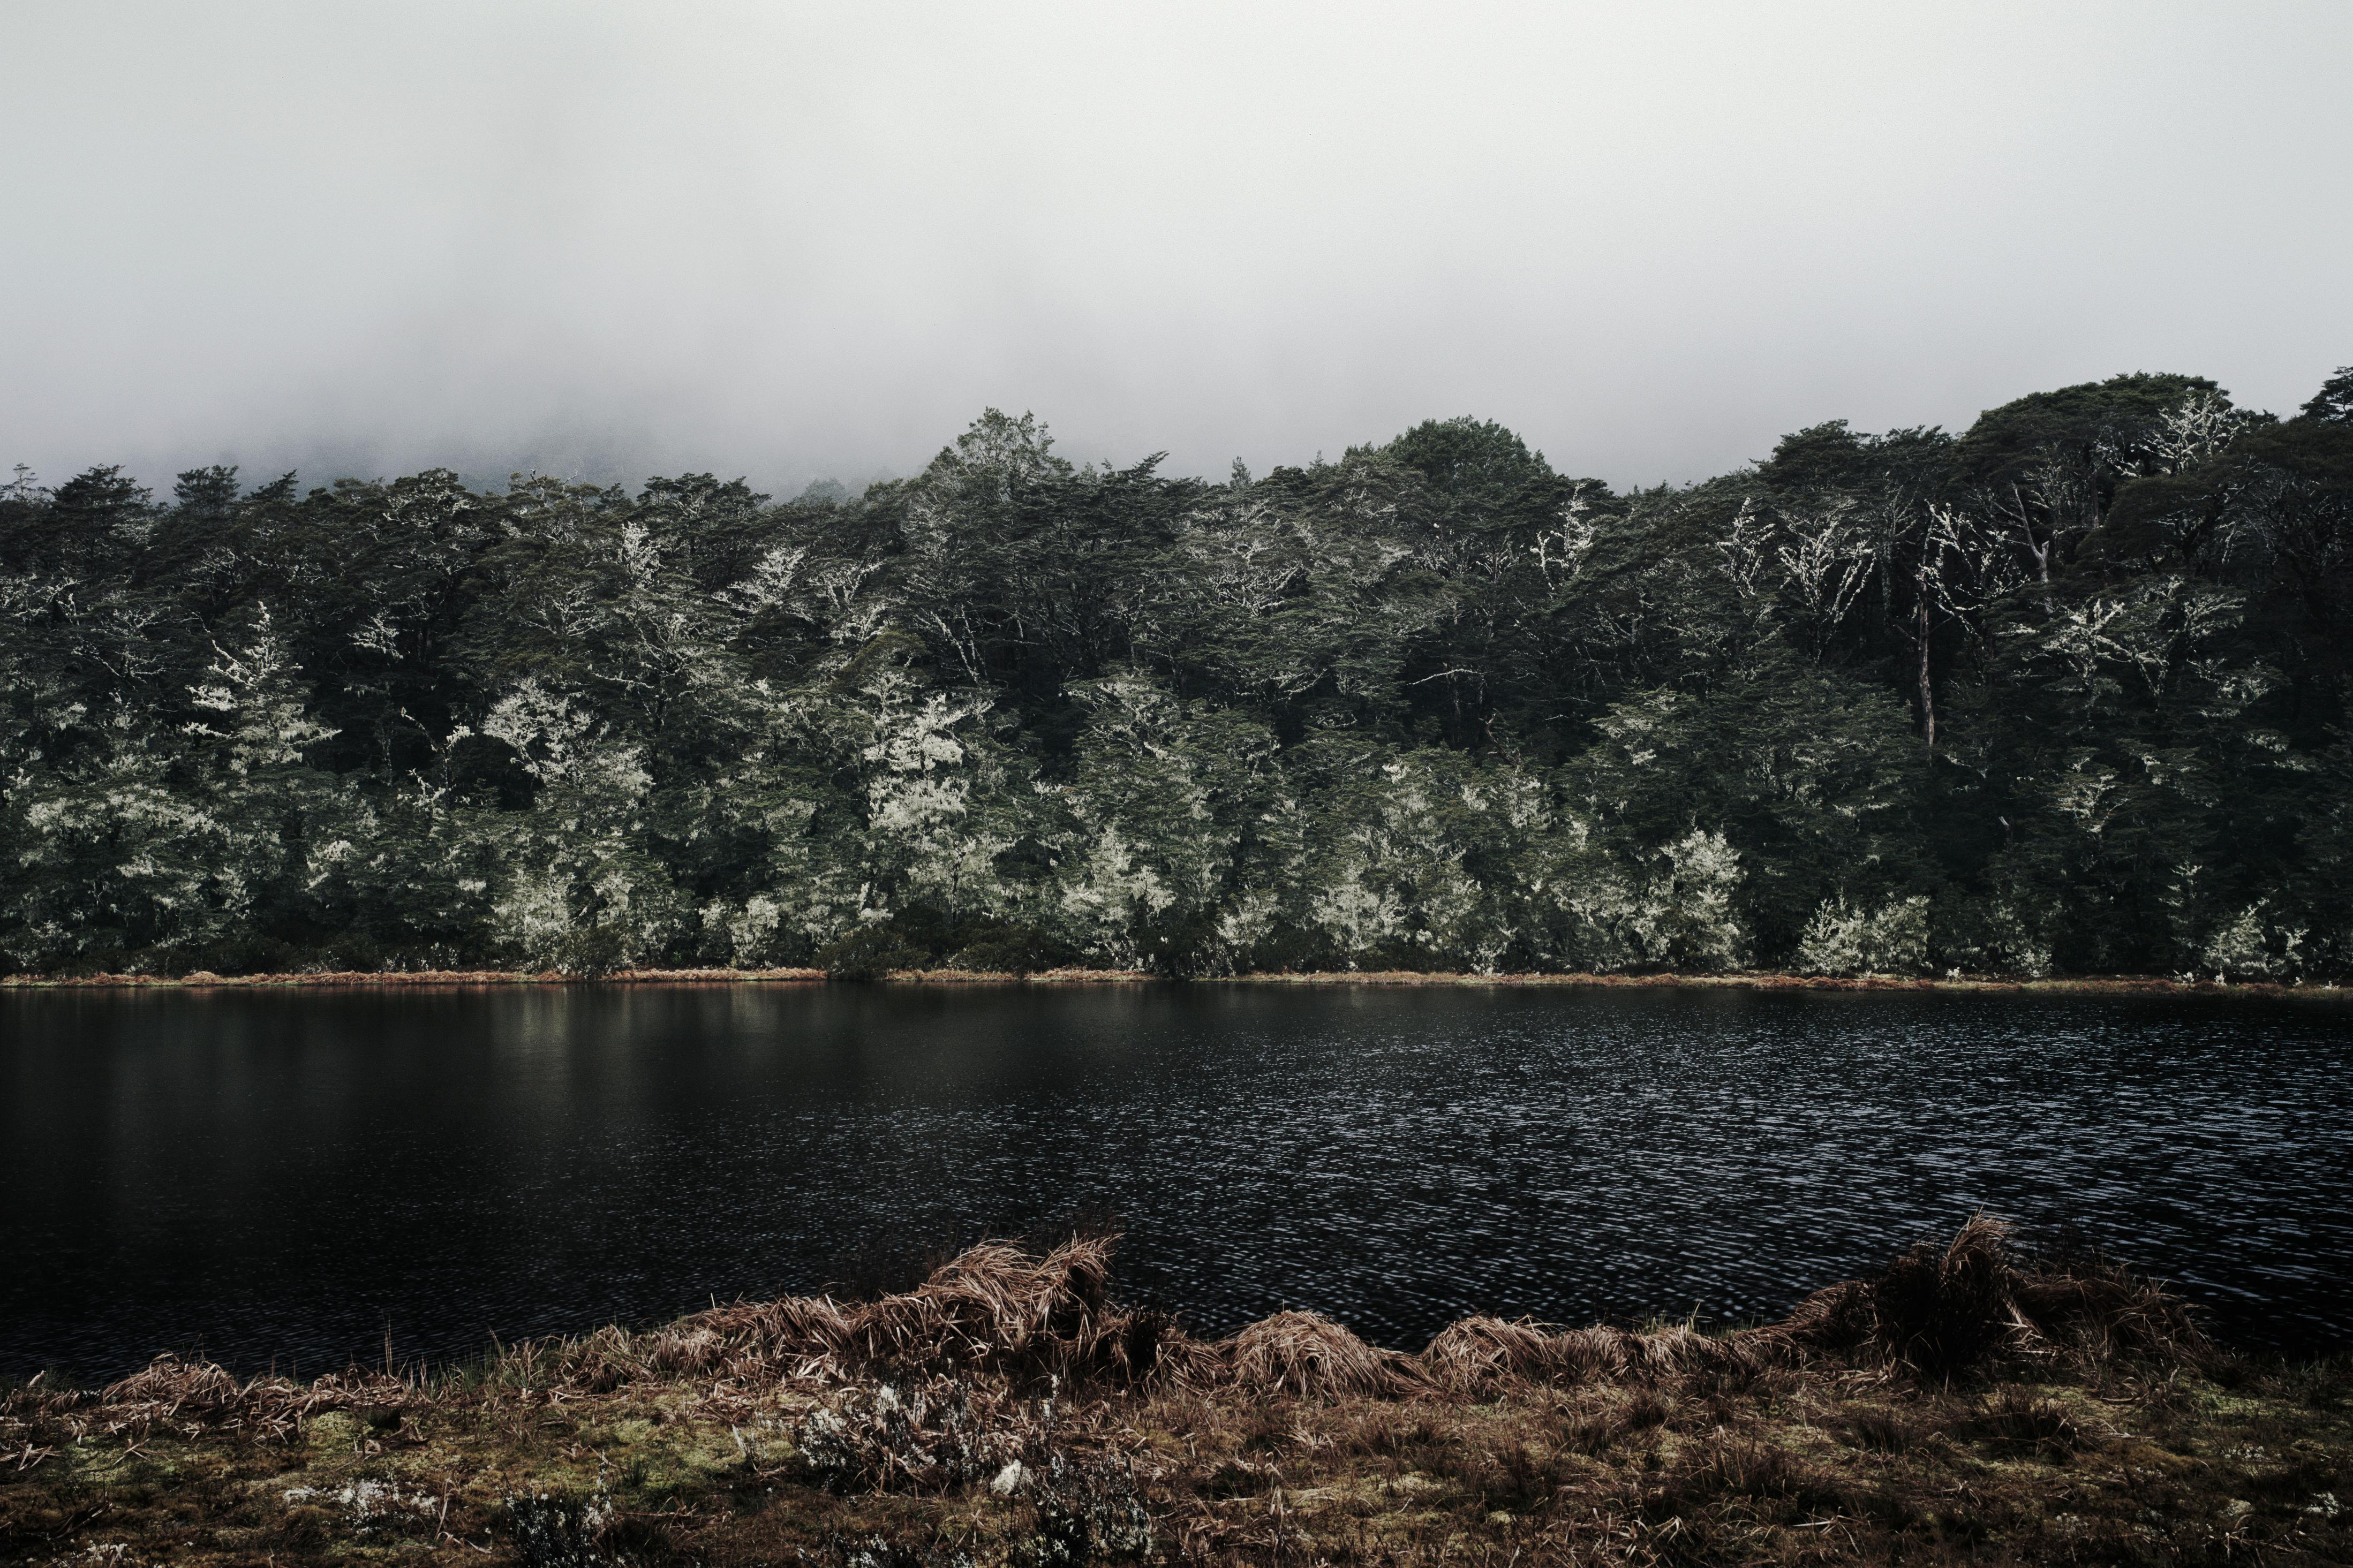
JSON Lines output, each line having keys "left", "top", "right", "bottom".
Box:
{"left": 57, "top": 1353, "right": 419, "bottom": 1445}
{"left": 1422, "top": 1315, "right": 1561, "bottom": 1390}
{"left": 1222, "top": 1311, "right": 1426, "bottom": 1400}
{"left": 1764, "top": 1213, "right": 2206, "bottom": 1378}
{"left": 549, "top": 1233, "right": 1186, "bottom": 1397}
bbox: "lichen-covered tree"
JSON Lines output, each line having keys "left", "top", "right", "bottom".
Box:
{"left": 2, "top": 368, "right": 2346, "bottom": 977}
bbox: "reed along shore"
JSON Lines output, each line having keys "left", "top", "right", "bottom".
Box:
{"left": 4, "top": 966, "right": 2347, "bottom": 1002}
{"left": 4, "top": 1220, "right": 2347, "bottom": 1566}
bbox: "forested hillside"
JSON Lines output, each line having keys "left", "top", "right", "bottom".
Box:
{"left": 5, "top": 369, "right": 2349, "bottom": 980}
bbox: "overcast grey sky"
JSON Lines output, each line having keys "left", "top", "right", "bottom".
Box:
{"left": 4, "top": 1, "right": 2348, "bottom": 495}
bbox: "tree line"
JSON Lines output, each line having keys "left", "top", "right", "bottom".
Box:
{"left": 4, "top": 367, "right": 2348, "bottom": 979}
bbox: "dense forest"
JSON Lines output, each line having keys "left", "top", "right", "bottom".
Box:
{"left": 4, "top": 369, "right": 2349, "bottom": 980}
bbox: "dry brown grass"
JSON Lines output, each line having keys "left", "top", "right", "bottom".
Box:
{"left": 7, "top": 1353, "right": 422, "bottom": 1449}
{"left": 12, "top": 968, "right": 2349, "bottom": 1004}
{"left": 5, "top": 1217, "right": 2213, "bottom": 1448}
{"left": 1421, "top": 1315, "right": 1562, "bottom": 1390}
{"left": 1221, "top": 1311, "right": 1426, "bottom": 1400}
{"left": 1765, "top": 1213, "right": 2207, "bottom": 1377}
{"left": 515, "top": 1233, "right": 1194, "bottom": 1401}
{"left": 5, "top": 1221, "right": 2341, "bottom": 1567}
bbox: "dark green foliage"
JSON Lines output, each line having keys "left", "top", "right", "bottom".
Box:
{"left": 2, "top": 368, "right": 2348, "bottom": 978}
{"left": 2299, "top": 365, "right": 2353, "bottom": 425}
{"left": 819, "top": 928, "right": 930, "bottom": 982}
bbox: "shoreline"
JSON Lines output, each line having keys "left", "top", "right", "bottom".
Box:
{"left": 1, "top": 965, "right": 2341, "bottom": 999}
{"left": 5, "top": 1223, "right": 2346, "bottom": 1566}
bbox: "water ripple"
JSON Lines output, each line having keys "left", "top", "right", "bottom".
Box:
{"left": 3, "top": 983, "right": 2348, "bottom": 1381}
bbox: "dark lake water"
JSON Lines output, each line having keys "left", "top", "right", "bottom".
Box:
{"left": 4, "top": 982, "right": 2349, "bottom": 1383}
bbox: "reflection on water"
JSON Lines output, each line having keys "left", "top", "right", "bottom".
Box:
{"left": 4, "top": 983, "right": 2348, "bottom": 1380}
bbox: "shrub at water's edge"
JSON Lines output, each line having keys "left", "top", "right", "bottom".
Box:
{"left": 6, "top": 965, "right": 2350, "bottom": 1003}
{"left": 9, "top": 1218, "right": 2344, "bottom": 1565}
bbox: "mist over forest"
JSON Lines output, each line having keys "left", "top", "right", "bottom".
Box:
{"left": 4, "top": 367, "right": 2349, "bottom": 981}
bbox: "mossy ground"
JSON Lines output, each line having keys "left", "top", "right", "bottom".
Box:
{"left": 6, "top": 1348, "right": 2347, "bottom": 1565}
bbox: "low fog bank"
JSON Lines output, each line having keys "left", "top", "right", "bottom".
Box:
{"left": 5, "top": 3, "right": 2348, "bottom": 499}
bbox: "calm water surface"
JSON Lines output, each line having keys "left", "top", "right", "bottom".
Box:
{"left": 4, "top": 983, "right": 2348, "bottom": 1382}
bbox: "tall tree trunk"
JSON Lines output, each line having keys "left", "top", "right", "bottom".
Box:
{"left": 2008, "top": 482, "right": 2056, "bottom": 614}
{"left": 1915, "top": 592, "right": 1936, "bottom": 755}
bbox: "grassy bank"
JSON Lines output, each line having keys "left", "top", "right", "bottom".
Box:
{"left": 4, "top": 1222, "right": 2346, "bottom": 1566}
{"left": 3, "top": 966, "right": 2346, "bottom": 1001}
